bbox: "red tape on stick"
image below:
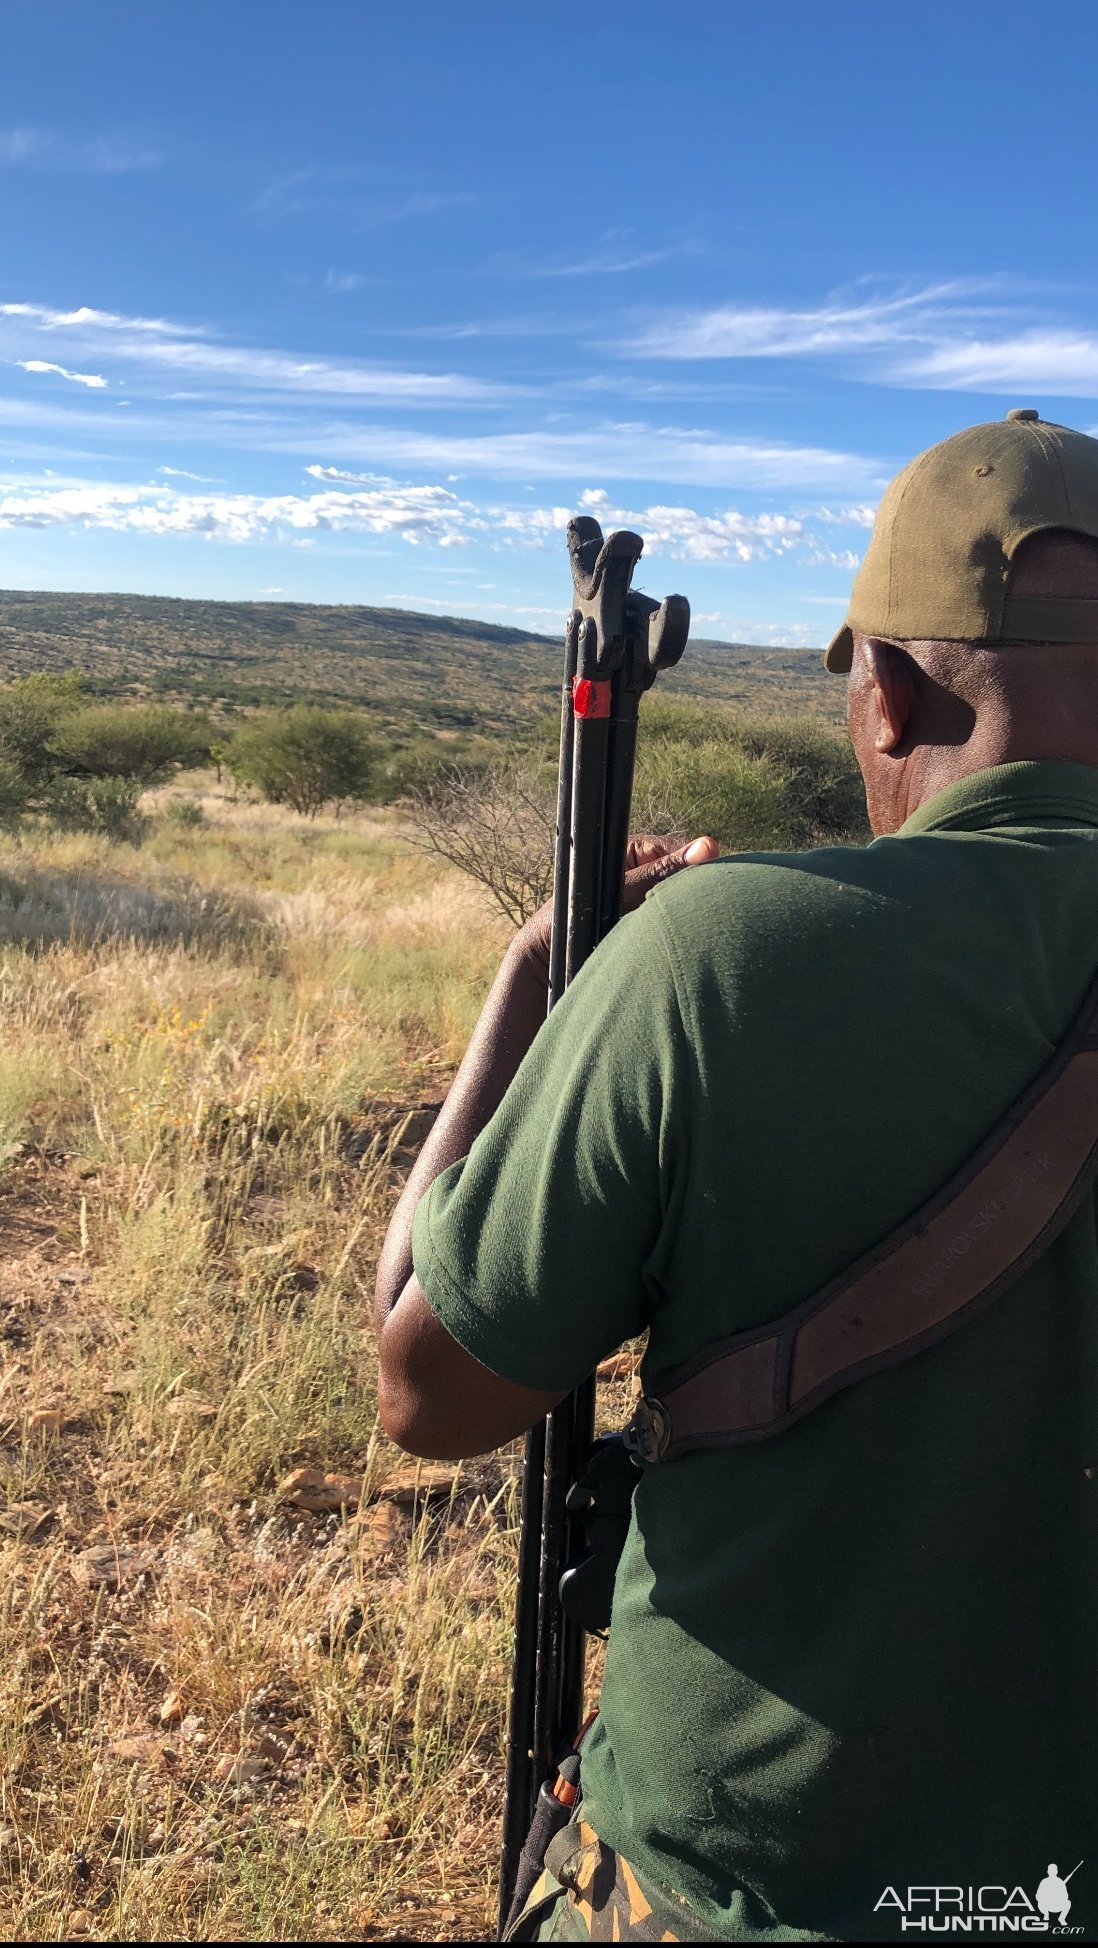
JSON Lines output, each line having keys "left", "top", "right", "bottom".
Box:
{"left": 572, "top": 676, "right": 612, "bottom": 719}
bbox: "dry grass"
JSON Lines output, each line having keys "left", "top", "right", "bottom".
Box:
{"left": 0, "top": 774, "right": 619, "bottom": 1941}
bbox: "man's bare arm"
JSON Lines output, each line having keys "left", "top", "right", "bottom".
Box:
{"left": 374, "top": 927, "right": 562, "bottom": 1458}
{"left": 373, "top": 836, "right": 717, "bottom": 1458}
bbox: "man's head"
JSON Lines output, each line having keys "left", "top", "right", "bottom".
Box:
{"left": 829, "top": 412, "right": 1098, "bottom": 834}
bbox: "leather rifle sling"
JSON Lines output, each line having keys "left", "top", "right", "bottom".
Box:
{"left": 627, "top": 968, "right": 1098, "bottom": 1464}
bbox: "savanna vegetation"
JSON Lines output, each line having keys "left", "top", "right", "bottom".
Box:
{"left": 0, "top": 593, "right": 867, "bottom": 1940}
{"left": 0, "top": 589, "right": 843, "bottom": 735}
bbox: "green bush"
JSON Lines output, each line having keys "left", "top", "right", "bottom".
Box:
{"left": 632, "top": 699, "right": 867, "bottom": 853}
{"left": 636, "top": 740, "right": 801, "bottom": 852}
{"left": 163, "top": 796, "right": 206, "bottom": 830}
{"left": 229, "top": 707, "right": 378, "bottom": 817}
{"left": 0, "top": 676, "right": 211, "bottom": 837}
{"left": 732, "top": 715, "right": 868, "bottom": 845}
{"left": 0, "top": 755, "right": 29, "bottom": 830}
{"left": 45, "top": 774, "right": 147, "bottom": 845}
{"left": 0, "top": 672, "right": 87, "bottom": 807}
{"left": 48, "top": 703, "right": 211, "bottom": 787}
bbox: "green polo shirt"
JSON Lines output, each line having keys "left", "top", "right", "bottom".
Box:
{"left": 413, "top": 761, "right": 1098, "bottom": 1942}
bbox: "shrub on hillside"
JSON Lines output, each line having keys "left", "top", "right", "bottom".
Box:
{"left": 0, "top": 677, "right": 212, "bottom": 840}
{"left": 163, "top": 796, "right": 207, "bottom": 830}
{"left": 635, "top": 739, "right": 800, "bottom": 853}
{"left": 634, "top": 698, "right": 868, "bottom": 851}
{"left": 228, "top": 707, "right": 379, "bottom": 818}
{"left": 0, "top": 755, "right": 29, "bottom": 830}
{"left": 732, "top": 715, "right": 868, "bottom": 846}
{"left": 0, "top": 672, "right": 87, "bottom": 811}
{"left": 46, "top": 774, "right": 148, "bottom": 845}
{"left": 48, "top": 703, "right": 211, "bottom": 787}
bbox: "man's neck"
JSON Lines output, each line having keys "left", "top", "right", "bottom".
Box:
{"left": 878, "top": 739, "right": 1098, "bottom": 834}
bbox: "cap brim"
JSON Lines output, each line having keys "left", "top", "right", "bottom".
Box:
{"left": 823, "top": 624, "right": 853, "bottom": 673}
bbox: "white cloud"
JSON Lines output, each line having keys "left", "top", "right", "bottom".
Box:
{"left": 157, "top": 464, "right": 217, "bottom": 482}
{"left": 0, "top": 128, "right": 47, "bottom": 165}
{"left": 0, "top": 474, "right": 856, "bottom": 568}
{"left": 291, "top": 423, "right": 876, "bottom": 490}
{"left": 17, "top": 359, "right": 107, "bottom": 389}
{"left": 249, "top": 167, "right": 473, "bottom": 228}
{"left": 690, "top": 611, "right": 823, "bottom": 647}
{"left": 557, "top": 488, "right": 803, "bottom": 563}
{"left": 305, "top": 464, "right": 397, "bottom": 485}
{"left": 626, "top": 285, "right": 980, "bottom": 360}
{"left": 814, "top": 504, "right": 877, "bottom": 527}
{"left": 1, "top": 300, "right": 187, "bottom": 335}
{"left": 0, "top": 479, "right": 476, "bottom": 547}
{"left": 623, "top": 279, "right": 1098, "bottom": 403}
{"left": 0, "top": 372, "right": 881, "bottom": 495}
{"left": 532, "top": 241, "right": 688, "bottom": 279}
{"left": 0, "top": 127, "right": 161, "bottom": 173}
{"left": 0, "top": 298, "right": 508, "bottom": 405}
{"left": 894, "top": 331, "right": 1098, "bottom": 395}
{"left": 324, "top": 270, "right": 366, "bottom": 294}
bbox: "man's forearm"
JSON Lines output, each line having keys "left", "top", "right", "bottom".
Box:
{"left": 372, "top": 930, "right": 548, "bottom": 1331}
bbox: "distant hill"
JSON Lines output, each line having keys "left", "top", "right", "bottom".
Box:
{"left": 0, "top": 589, "right": 840, "bottom": 740}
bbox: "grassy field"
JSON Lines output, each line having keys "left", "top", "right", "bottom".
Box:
{"left": 0, "top": 776, "right": 639, "bottom": 1941}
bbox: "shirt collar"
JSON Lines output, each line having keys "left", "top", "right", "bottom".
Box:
{"left": 900, "top": 760, "right": 1098, "bottom": 837}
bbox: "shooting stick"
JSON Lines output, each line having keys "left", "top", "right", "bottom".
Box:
{"left": 497, "top": 517, "right": 689, "bottom": 1935}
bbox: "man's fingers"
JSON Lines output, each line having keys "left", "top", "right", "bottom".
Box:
{"left": 622, "top": 833, "right": 718, "bottom": 910}
{"left": 624, "top": 833, "right": 680, "bottom": 869}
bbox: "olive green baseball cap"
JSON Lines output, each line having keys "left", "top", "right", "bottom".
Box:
{"left": 825, "top": 409, "right": 1098, "bottom": 672}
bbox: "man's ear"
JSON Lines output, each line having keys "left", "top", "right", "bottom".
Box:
{"left": 861, "top": 638, "right": 915, "bottom": 754}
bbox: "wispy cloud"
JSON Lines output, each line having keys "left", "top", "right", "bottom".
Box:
{"left": 491, "top": 227, "right": 698, "bottom": 282}
{"left": 323, "top": 270, "right": 367, "bottom": 294}
{"left": 0, "top": 366, "right": 881, "bottom": 493}
{"left": 1, "top": 301, "right": 187, "bottom": 336}
{"left": 287, "top": 422, "right": 879, "bottom": 491}
{"left": 16, "top": 359, "right": 107, "bottom": 389}
{"left": 625, "top": 283, "right": 989, "bottom": 360}
{"left": 894, "top": 331, "right": 1098, "bottom": 395}
{"left": 623, "top": 279, "right": 1098, "bottom": 401}
{"left": 305, "top": 464, "right": 397, "bottom": 485}
{"left": 0, "top": 127, "right": 161, "bottom": 174}
{"left": 531, "top": 233, "right": 693, "bottom": 279}
{"left": 0, "top": 298, "right": 510, "bottom": 404}
{"left": 691, "top": 613, "right": 823, "bottom": 648}
{"left": 248, "top": 166, "right": 473, "bottom": 229}
{"left": 0, "top": 303, "right": 882, "bottom": 486}
{"left": 157, "top": 464, "right": 217, "bottom": 482}
{"left": 403, "top": 315, "right": 582, "bottom": 341}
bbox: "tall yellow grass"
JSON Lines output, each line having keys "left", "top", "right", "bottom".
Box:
{"left": 0, "top": 777, "right": 536, "bottom": 1941}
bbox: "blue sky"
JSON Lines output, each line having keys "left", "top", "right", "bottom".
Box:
{"left": 3, "top": 0, "right": 1098, "bottom": 646}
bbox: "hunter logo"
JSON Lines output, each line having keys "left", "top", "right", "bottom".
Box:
{"left": 874, "top": 1863, "right": 1084, "bottom": 1933}
{"left": 909, "top": 1152, "right": 1058, "bottom": 1301}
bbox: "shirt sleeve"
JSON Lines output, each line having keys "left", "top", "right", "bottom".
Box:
{"left": 411, "top": 895, "right": 692, "bottom": 1393}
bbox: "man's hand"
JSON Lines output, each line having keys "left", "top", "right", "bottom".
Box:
{"left": 515, "top": 831, "right": 719, "bottom": 987}
{"left": 373, "top": 829, "right": 717, "bottom": 1459}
